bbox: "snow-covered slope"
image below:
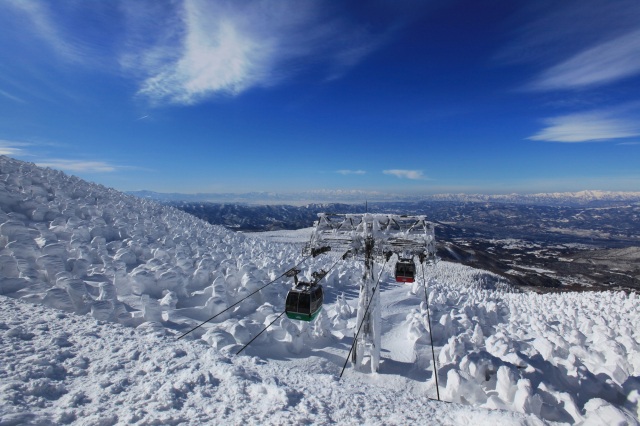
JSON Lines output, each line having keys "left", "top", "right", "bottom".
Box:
{"left": 1, "top": 155, "right": 639, "bottom": 424}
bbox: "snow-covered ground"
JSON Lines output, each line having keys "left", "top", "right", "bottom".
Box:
{"left": 1, "top": 156, "right": 639, "bottom": 425}
{"left": 243, "top": 227, "right": 313, "bottom": 244}
{"left": 0, "top": 294, "right": 539, "bottom": 425}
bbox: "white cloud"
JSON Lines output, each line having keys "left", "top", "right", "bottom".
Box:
{"left": 531, "top": 29, "right": 640, "bottom": 90}
{"left": 529, "top": 110, "right": 640, "bottom": 142}
{"left": 0, "top": 146, "right": 24, "bottom": 156}
{"left": 135, "top": 0, "right": 390, "bottom": 105}
{"left": 138, "top": 1, "right": 270, "bottom": 104}
{"left": 383, "top": 169, "right": 425, "bottom": 180}
{"left": 0, "top": 140, "right": 31, "bottom": 156}
{"left": 336, "top": 169, "right": 366, "bottom": 175}
{"left": 36, "top": 159, "right": 117, "bottom": 173}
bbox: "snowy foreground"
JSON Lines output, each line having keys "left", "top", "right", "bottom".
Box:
{"left": 0, "top": 156, "right": 639, "bottom": 425}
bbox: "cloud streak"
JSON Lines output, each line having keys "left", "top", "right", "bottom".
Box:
{"left": 501, "top": 1, "right": 638, "bottom": 59}
{"left": 36, "top": 159, "right": 117, "bottom": 173}
{"left": 0, "top": 140, "right": 32, "bottom": 156}
{"left": 496, "top": 1, "right": 640, "bottom": 92}
{"left": 0, "top": 89, "right": 26, "bottom": 104}
{"left": 529, "top": 110, "right": 640, "bottom": 142}
{"left": 3, "top": 1, "right": 92, "bottom": 65}
{"left": 383, "top": 169, "right": 425, "bottom": 180}
{"left": 530, "top": 29, "right": 640, "bottom": 91}
{"left": 336, "top": 169, "right": 366, "bottom": 175}
{"left": 0, "top": 140, "right": 121, "bottom": 173}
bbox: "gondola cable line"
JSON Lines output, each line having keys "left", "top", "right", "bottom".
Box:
{"left": 177, "top": 254, "right": 313, "bottom": 340}
{"left": 422, "top": 261, "right": 440, "bottom": 401}
{"left": 236, "top": 311, "right": 286, "bottom": 355}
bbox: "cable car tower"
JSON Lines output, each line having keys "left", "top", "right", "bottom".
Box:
{"left": 305, "top": 213, "right": 436, "bottom": 373}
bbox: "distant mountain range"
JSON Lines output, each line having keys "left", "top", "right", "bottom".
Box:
{"left": 128, "top": 189, "right": 640, "bottom": 206}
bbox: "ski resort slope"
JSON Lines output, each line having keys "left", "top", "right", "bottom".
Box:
{"left": 0, "top": 155, "right": 639, "bottom": 425}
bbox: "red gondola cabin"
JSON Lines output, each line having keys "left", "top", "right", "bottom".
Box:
{"left": 395, "top": 260, "right": 416, "bottom": 283}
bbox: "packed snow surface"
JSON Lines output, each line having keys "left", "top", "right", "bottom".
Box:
{"left": 1, "top": 156, "right": 639, "bottom": 425}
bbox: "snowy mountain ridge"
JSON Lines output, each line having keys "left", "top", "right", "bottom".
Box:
{"left": 426, "top": 190, "right": 640, "bottom": 205}
{"left": 129, "top": 188, "right": 640, "bottom": 206}
{"left": 1, "top": 155, "right": 639, "bottom": 425}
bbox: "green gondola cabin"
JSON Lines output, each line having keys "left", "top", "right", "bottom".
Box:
{"left": 285, "top": 282, "right": 324, "bottom": 321}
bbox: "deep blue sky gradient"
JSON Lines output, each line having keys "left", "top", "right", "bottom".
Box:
{"left": 1, "top": 0, "right": 639, "bottom": 195}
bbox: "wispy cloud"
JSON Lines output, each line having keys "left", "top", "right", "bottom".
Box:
{"left": 36, "top": 159, "right": 117, "bottom": 173}
{"left": 0, "top": 140, "right": 32, "bottom": 156}
{"left": 4, "top": 1, "right": 85, "bottom": 64}
{"left": 0, "top": 140, "right": 120, "bottom": 172}
{"left": 134, "top": 0, "right": 392, "bottom": 105}
{"left": 530, "top": 29, "right": 640, "bottom": 91}
{"left": 0, "top": 89, "right": 26, "bottom": 104}
{"left": 496, "top": 1, "right": 640, "bottom": 92}
{"left": 529, "top": 109, "right": 640, "bottom": 142}
{"left": 336, "top": 169, "right": 366, "bottom": 175}
{"left": 383, "top": 169, "right": 425, "bottom": 180}
{"left": 498, "top": 0, "right": 640, "bottom": 65}
{"left": 617, "top": 142, "right": 640, "bottom": 146}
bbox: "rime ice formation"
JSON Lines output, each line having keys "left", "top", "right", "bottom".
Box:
{"left": 0, "top": 155, "right": 639, "bottom": 424}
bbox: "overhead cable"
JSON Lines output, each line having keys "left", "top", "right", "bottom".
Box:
{"left": 177, "top": 254, "right": 312, "bottom": 340}
{"left": 422, "top": 262, "right": 440, "bottom": 401}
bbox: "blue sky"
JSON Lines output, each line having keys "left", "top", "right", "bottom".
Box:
{"left": 0, "top": 0, "right": 639, "bottom": 195}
